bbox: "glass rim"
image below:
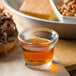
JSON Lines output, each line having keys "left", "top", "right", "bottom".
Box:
{"left": 18, "top": 27, "right": 59, "bottom": 45}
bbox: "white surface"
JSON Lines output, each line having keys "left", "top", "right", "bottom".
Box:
{"left": 0, "top": 61, "right": 70, "bottom": 76}
{"left": 50, "top": 0, "right": 76, "bottom": 23}
{"left": 0, "top": 45, "right": 70, "bottom": 76}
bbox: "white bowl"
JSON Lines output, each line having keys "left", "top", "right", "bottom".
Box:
{"left": 50, "top": 0, "right": 76, "bottom": 23}
{"left": 3, "top": 0, "right": 76, "bottom": 39}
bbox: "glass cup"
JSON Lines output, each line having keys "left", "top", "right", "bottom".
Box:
{"left": 18, "top": 27, "right": 59, "bottom": 70}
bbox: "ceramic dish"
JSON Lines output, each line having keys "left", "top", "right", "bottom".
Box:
{"left": 50, "top": 0, "right": 76, "bottom": 23}
{"left": 3, "top": 0, "right": 76, "bottom": 39}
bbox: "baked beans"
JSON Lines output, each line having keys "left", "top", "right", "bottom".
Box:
{"left": 58, "top": 0, "right": 76, "bottom": 17}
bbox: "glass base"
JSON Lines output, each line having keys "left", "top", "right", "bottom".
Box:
{"left": 25, "top": 61, "right": 52, "bottom": 70}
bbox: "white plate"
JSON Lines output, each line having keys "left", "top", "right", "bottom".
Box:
{"left": 50, "top": 0, "right": 76, "bottom": 23}
{"left": 3, "top": 0, "right": 76, "bottom": 39}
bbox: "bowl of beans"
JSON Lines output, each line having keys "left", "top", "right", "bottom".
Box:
{"left": 50, "top": 0, "right": 76, "bottom": 23}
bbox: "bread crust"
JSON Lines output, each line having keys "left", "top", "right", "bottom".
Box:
{"left": 20, "top": 0, "right": 55, "bottom": 20}
{"left": 0, "top": 38, "right": 18, "bottom": 54}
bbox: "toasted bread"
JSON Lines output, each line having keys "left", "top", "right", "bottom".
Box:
{"left": 0, "top": 38, "right": 18, "bottom": 54}
{"left": 20, "top": 0, "right": 57, "bottom": 20}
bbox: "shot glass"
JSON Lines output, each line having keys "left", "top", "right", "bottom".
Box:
{"left": 18, "top": 27, "right": 59, "bottom": 70}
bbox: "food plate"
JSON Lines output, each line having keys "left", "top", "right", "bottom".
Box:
{"left": 3, "top": 0, "right": 76, "bottom": 39}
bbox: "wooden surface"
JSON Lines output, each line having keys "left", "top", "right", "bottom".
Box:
{"left": 55, "top": 40, "right": 76, "bottom": 71}
{"left": 0, "top": 0, "right": 76, "bottom": 71}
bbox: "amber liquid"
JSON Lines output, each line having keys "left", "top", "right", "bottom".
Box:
{"left": 22, "top": 38, "right": 54, "bottom": 65}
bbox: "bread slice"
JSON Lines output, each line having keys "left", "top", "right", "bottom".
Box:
{"left": 20, "top": 0, "right": 57, "bottom": 20}
{"left": 0, "top": 38, "right": 18, "bottom": 54}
